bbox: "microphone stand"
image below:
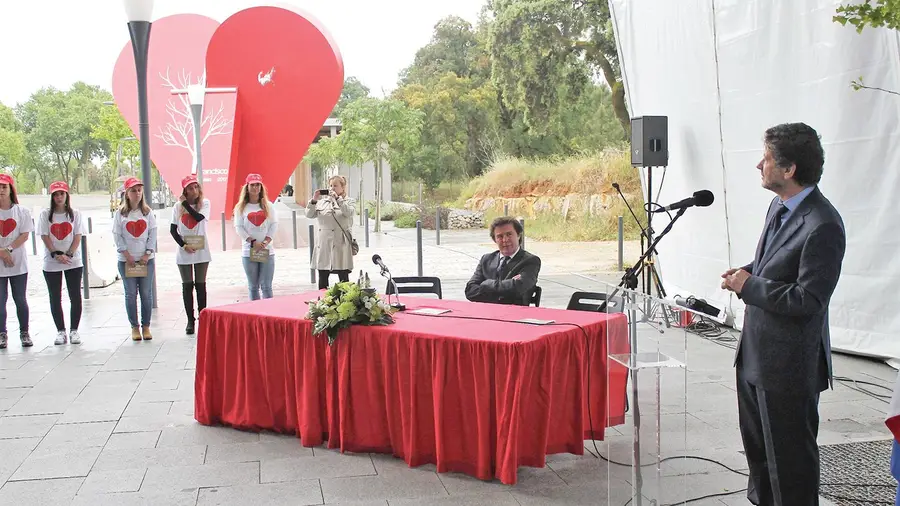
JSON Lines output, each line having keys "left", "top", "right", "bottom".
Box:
{"left": 379, "top": 266, "right": 406, "bottom": 311}
{"left": 599, "top": 206, "right": 686, "bottom": 506}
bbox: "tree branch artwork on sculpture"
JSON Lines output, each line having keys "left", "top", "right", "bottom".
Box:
{"left": 156, "top": 68, "right": 233, "bottom": 174}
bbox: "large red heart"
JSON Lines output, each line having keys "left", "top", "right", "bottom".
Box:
{"left": 126, "top": 220, "right": 147, "bottom": 238}
{"left": 50, "top": 222, "right": 72, "bottom": 241}
{"left": 247, "top": 211, "right": 266, "bottom": 227}
{"left": 0, "top": 219, "right": 16, "bottom": 237}
{"left": 205, "top": 6, "right": 343, "bottom": 212}
{"left": 112, "top": 8, "right": 343, "bottom": 218}
{"left": 180, "top": 213, "right": 198, "bottom": 230}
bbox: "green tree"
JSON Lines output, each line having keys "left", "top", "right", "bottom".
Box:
{"left": 488, "top": 0, "right": 631, "bottom": 138}
{"left": 16, "top": 83, "right": 112, "bottom": 189}
{"left": 0, "top": 103, "right": 25, "bottom": 171}
{"left": 92, "top": 106, "right": 139, "bottom": 192}
{"left": 338, "top": 97, "right": 423, "bottom": 231}
{"left": 331, "top": 77, "right": 371, "bottom": 117}
{"left": 835, "top": 1, "right": 900, "bottom": 96}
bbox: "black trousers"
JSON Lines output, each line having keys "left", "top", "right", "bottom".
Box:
{"left": 318, "top": 269, "right": 350, "bottom": 289}
{"left": 43, "top": 268, "right": 83, "bottom": 331}
{"left": 737, "top": 368, "right": 821, "bottom": 506}
{"left": 0, "top": 274, "right": 28, "bottom": 333}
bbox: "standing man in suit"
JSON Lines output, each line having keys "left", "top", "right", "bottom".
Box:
{"left": 465, "top": 216, "right": 541, "bottom": 305}
{"left": 721, "top": 122, "right": 846, "bottom": 506}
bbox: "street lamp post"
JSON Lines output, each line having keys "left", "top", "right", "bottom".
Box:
{"left": 170, "top": 84, "right": 237, "bottom": 184}
{"left": 123, "top": 0, "right": 157, "bottom": 308}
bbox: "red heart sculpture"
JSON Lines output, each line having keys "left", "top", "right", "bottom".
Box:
{"left": 0, "top": 219, "right": 16, "bottom": 237}
{"left": 180, "top": 213, "right": 198, "bottom": 230}
{"left": 112, "top": 8, "right": 343, "bottom": 219}
{"left": 50, "top": 222, "right": 73, "bottom": 241}
{"left": 247, "top": 211, "right": 266, "bottom": 227}
{"left": 206, "top": 6, "right": 343, "bottom": 212}
{"left": 126, "top": 220, "right": 147, "bottom": 238}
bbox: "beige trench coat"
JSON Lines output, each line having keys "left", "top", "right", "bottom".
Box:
{"left": 306, "top": 196, "right": 356, "bottom": 271}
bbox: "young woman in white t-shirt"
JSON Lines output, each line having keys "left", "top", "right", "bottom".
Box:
{"left": 112, "top": 177, "right": 157, "bottom": 341}
{"left": 37, "top": 181, "right": 85, "bottom": 345}
{"left": 0, "top": 174, "right": 33, "bottom": 350}
{"left": 233, "top": 173, "right": 278, "bottom": 300}
{"left": 170, "top": 175, "right": 210, "bottom": 335}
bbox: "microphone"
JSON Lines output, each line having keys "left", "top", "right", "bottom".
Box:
{"left": 674, "top": 296, "right": 722, "bottom": 319}
{"left": 372, "top": 254, "right": 389, "bottom": 273}
{"left": 653, "top": 190, "right": 714, "bottom": 213}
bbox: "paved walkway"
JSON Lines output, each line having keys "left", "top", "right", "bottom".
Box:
{"left": 0, "top": 200, "right": 892, "bottom": 505}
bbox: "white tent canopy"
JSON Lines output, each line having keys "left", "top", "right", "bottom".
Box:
{"left": 609, "top": 0, "right": 900, "bottom": 361}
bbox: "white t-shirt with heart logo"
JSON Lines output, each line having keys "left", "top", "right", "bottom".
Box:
{"left": 112, "top": 208, "right": 157, "bottom": 262}
{"left": 234, "top": 202, "right": 278, "bottom": 257}
{"left": 0, "top": 204, "right": 34, "bottom": 278}
{"left": 36, "top": 208, "right": 85, "bottom": 272}
{"left": 172, "top": 199, "right": 212, "bottom": 265}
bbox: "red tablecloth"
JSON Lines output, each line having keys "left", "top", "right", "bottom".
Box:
{"left": 194, "top": 292, "right": 630, "bottom": 485}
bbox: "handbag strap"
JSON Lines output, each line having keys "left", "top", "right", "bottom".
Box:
{"left": 331, "top": 212, "right": 354, "bottom": 243}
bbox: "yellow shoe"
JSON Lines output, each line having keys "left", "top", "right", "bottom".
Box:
{"left": 142, "top": 326, "right": 153, "bottom": 341}
{"left": 131, "top": 327, "right": 142, "bottom": 341}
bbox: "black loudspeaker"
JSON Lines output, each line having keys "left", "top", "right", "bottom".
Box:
{"left": 631, "top": 116, "right": 668, "bottom": 167}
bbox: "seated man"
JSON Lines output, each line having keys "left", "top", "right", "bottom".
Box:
{"left": 465, "top": 217, "right": 541, "bottom": 305}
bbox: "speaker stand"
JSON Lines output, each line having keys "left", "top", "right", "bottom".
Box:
{"left": 640, "top": 165, "right": 675, "bottom": 327}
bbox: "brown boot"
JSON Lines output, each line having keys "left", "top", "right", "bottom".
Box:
{"left": 142, "top": 326, "right": 153, "bottom": 341}
{"left": 131, "top": 327, "right": 142, "bottom": 341}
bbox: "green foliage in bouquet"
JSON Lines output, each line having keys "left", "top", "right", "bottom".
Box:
{"left": 305, "top": 273, "right": 395, "bottom": 345}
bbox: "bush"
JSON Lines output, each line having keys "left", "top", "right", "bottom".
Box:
{"left": 393, "top": 211, "right": 418, "bottom": 228}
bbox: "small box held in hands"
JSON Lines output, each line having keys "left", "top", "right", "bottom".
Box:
{"left": 184, "top": 235, "right": 205, "bottom": 250}
{"left": 125, "top": 262, "right": 148, "bottom": 278}
{"left": 250, "top": 247, "right": 269, "bottom": 263}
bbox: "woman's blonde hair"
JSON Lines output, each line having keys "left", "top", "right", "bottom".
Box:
{"left": 328, "top": 175, "right": 348, "bottom": 195}
{"left": 119, "top": 185, "right": 151, "bottom": 216}
{"left": 179, "top": 184, "right": 205, "bottom": 216}
{"left": 233, "top": 181, "right": 271, "bottom": 217}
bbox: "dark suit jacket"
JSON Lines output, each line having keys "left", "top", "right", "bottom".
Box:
{"left": 465, "top": 249, "right": 541, "bottom": 306}
{"left": 735, "top": 186, "right": 845, "bottom": 395}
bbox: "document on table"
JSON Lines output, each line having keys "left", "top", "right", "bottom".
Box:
{"left": 410, "top": 308, "right": 451, "bottom": 315}
{"left": 513, "top": 318, "right": 555, "bottom": 325}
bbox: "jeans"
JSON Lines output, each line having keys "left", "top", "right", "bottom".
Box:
{"left": 242, "top": 255, "right": 275, "bottom": 300}
{"left": 43, "top": 268, "right": 83, "bottom": 331}
{"left": 0, "top": 274, "right": 28, "bottom": 333}
{"left": 318, "top": 269, "right": 350, "bottom": 289}
{"left": 117, "top": 259, "right": 154, "bottom": 327}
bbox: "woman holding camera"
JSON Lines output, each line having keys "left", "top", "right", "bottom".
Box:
{"left": 234, "top": 173, "right": 278, "bottom": 300}
{"left": 37, "top": 181, "right": 85, "bottom": 345}
{"left": 113, "top": 177, "right": 157, "bottom": 341}
{"left": 306, "top": 175, "right": 356, "bottom": 289}
{"left": 170, "top": 175, "right": 210, "bottom": 335}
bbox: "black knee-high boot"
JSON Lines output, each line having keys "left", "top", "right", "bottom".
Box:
{"left": 182, "top": 282, "right": 195, "bottom": 334}
{"left": 196, "top": 282, "right": 207, "bottom": 314}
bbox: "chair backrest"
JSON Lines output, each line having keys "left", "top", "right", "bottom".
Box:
{"left": 566, "top": 291, "right": 625, "bottom": 313}
{"left": 385, "top": 276, "right": 443, "bottom": 299}
{"left": 530, "top": 286, "right": 542, "bottom": 307}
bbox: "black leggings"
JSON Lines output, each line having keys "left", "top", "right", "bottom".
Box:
{"left": 318, "top": 270, "right": 350, "bottom": 289}
{"left": 0, "top": 274, "right": 28, "bottom": 333}
{"left": 43, "top": 268, "right": 83, "bottom": 332}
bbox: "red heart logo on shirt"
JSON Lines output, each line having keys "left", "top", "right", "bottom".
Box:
{"left": 50, "top": 222, "right": 73, "bottom": 241}
{"left": 126, "top": 219, "right": 147, "bottom": 238}
{"left": 181, "top": 213, "right": 198, "bottom": 229}
{"left": 0, "top": 219, "right": 17, "bottom": 237}
{"left": 247, "top": 210, "right": 266, "bottom": 227}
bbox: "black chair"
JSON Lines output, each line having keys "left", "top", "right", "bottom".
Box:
{"left": 566, "top": 291, "right": 625, "bottom": 313}
{"left": 385, "top": 276, "right": 443, "bottom": 299}
{"left": 529, "top": 286, "right": 542, "bottom": 307}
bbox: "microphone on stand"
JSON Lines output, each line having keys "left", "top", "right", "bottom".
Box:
{"left": 652, "top": 190, "right": 715, "bottom": 213}
{"left": 372, "top": 254, "right": 405, "bottom": 311}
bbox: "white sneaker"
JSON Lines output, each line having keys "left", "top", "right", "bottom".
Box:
{"left": 68, "top": 330, "right": 81, "bottom": 345}
{"left": 54, "top": 331, "right": 67, "bottom": 345}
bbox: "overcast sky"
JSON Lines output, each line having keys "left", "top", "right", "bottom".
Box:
{"left": 0, "top": 0, "right": 486, "bottom": 107}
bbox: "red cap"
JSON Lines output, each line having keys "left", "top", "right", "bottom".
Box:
{"left": 245, "top": 173, "right": 263, "bottom": 184}
{"left": 0, "top": 174, "right": 15, "bottom": 187}
{"left": 49, "top": 181, "right": 69, "bottom": 194}
{"left": 181, "top": 175, "right": 198, "bottom": 189}
{"left": 124, "top": 177, "right": 143, "bottom": 190}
